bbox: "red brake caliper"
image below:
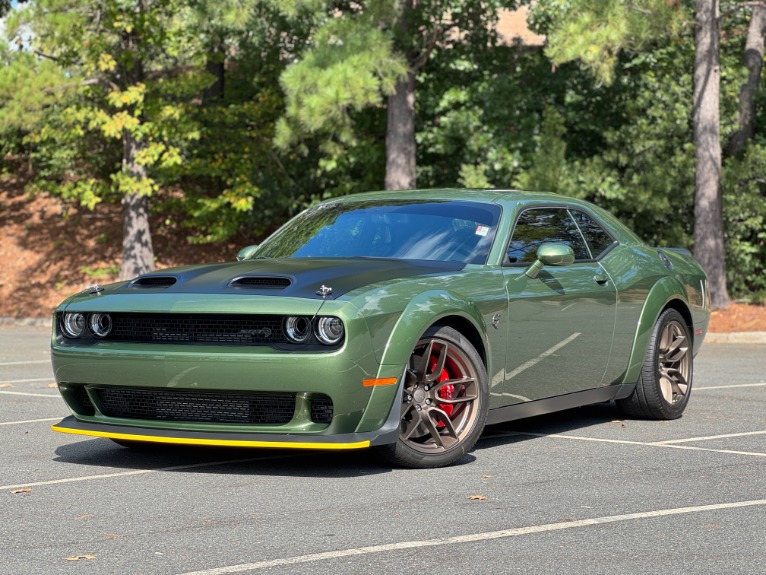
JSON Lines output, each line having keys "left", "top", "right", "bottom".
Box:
{"left": 429, "top": 355, "right": 454, "bottom": 427}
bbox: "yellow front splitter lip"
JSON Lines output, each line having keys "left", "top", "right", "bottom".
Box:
{"left": 51, "top": 417, "right": 371, "bottom": 450}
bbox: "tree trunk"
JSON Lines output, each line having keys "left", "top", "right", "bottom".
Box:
{"left": 725, "top": 5, "right": 766, "bottom": 156}
{"left": 385, "top": 71, "right": 417, "bottom": 190}
{"left": 119, "top": 131, "right": 155, "bottom": 280}
{"left": 385, "top": 0, "right": 416, "bottom": 191}
{"left": 202, "top": 42, "right": 226, "bottom": 102}
{"left": 693, "top": 0, "right": 730, "bottom": 309}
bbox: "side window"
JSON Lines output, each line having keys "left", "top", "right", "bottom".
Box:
{"left": 507, "top": 208, "right": 590, "bottom": 264}
{"left": 570, "top": 210, "right": 616, "bottom": 259}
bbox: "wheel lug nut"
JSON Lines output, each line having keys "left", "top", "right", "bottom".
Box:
{"left": 425, "top": 398, "right": 431, "bottom": 405}
{"left": 415, "top": 404, "right": 422, "bottom": 411}
{"left": 406, "top": 395, "right": 413, "bottom": 402}
{"left": 424, "top": 385, "right": 430, "bottom": 391}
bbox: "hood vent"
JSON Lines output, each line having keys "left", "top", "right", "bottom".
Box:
{"left": 230, "top": 276, "right": 292, "bottom": 289}
{"left": 130, "top": 276, "right": 178, "bottom": 288}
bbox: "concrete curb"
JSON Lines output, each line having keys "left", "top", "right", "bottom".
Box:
{"left": 0, "top": 317, "right": 50, "bottom": 327}
{"left": 2, "top": 318, "right": 766, "bottom": 343}
{"left": 703, "top": 331, "right": 766, "bottom": 344}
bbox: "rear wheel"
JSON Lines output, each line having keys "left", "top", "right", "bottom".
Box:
{"left": 618, "top": 308, "right": 693, "bottom": 420}
{"left": 377, "top": 326, "right": 488, "bottom": 468}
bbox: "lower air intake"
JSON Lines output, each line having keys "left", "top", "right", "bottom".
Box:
{"left": 95, "top": 388, "right": 296, "bottom": 425}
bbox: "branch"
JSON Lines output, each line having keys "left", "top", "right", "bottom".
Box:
{"left": 34, "top": 50, "right": 62, "bottom": 63}
{"left": 719, "top": 1, "right": 766, "bottom": 24}
{"left": 411, "top": 24, "right": 443, "bottom": 72}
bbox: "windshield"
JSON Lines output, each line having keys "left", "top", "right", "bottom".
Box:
{"left": 255, "top": 199, "right": 502, "bottom": 264}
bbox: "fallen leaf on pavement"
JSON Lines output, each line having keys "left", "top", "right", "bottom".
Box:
{"left": 64, "top": 555, "right": 96, "bottom": 561}
{"left": 48, "top": 383, "right": 58, "bottom": 388}
{"left": 11, "top": 488, "right": 31, "bottom": 494}
{"left": 467, "top": 495, "right": 487, "bottom": 501}
{"left": 0, "top": 383, "right": 12, "bottom": 388}
{"left": 480, "top": 474, "right": 495, "bottom": 479}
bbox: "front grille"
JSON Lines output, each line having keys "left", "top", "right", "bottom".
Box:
{"left": 107, "top": 313, "right": 285, "bottom": 345}
{"left": 95, "top": 388, "right": 296, "bottom": 424}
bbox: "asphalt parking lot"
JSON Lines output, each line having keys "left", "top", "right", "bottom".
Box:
{"left": 1, "top": 324, "right": 764, "bottom": 575}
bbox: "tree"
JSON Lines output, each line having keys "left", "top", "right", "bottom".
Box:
{"left": 693, "top": 0, "right": 730, "bottom": 309}
{"left": 725, "top": 2, "right": 766, "bottom": 156}
{"left": 531, "top": 0, "right": 735, "bottom": 308}
{"left": 2, "top": 0, "right": 207, "bottom": 279}
{"left": 275, "top": 1, "right": 516, "bottom": 190}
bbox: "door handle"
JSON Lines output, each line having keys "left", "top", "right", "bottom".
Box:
{"left": 594, "top": 274, "right": 609, "bottom": 285}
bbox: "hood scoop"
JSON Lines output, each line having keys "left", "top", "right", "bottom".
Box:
{"left": 129, "top": 276, "right": 178, "bottom": 288}
{"left": 229, "top": 275, "right": 292, "bottom": 289}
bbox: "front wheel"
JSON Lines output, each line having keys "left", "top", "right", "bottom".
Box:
{"left": 376, "top": 326, "right": 489, "bottom": 468}
{"left": 617, "top": 308, "right": 693, "bottom": 420}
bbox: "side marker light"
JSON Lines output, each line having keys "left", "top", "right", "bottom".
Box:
{"left": 363, "top": 377, "right": 398, "bottom": 387}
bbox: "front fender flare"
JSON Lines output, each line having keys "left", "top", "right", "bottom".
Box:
{"left": 377, "top": 290, "right": 488, "bottom": 371}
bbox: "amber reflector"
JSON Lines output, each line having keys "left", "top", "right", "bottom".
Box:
{"left": 362, "top": 377, "right": 398, "bottom": 387}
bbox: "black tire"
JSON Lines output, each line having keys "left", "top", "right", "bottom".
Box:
{"left": 376, "top": 325, "right": 489, "bottom": 468}
{"left": 617, "top": 308, "right": 693, "bottom": 420}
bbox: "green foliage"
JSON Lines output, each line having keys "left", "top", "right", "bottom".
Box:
{"left": 722, "top": 144, "right": 766, "bottom": 301}
{"left": 0, "top": 0, "right": 764, "bottom": 299}
{"left": 532, "top": 0, "right": 687, "bottom": 85}
{"left": 275, "top": 1, "right": 406, "bottom": 149}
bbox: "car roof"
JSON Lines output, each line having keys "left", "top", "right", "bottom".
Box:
{"left": 328, "top": 188, "right": 565, "bottom": 204}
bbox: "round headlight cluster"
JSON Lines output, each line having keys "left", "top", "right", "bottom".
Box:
{"left": 61, "top": 312, "right": 113, "bottom": 339}
{"left": 283, "top": 316, "right": 344, "bottom": 345}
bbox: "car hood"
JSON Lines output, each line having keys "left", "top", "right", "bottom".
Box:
{"left": 91, "top": 258, "right": 466, "bottom": 301}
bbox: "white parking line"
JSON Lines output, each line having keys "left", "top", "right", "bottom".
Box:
{"left": 0, "top": 378, "right": 55, "bottom": 384}
{"left": 0, "top": 454, "right": 301, "bottom": 491}
{"left": 695, "top": 382, "right": 766, "bottom": 391}
{"left": 0, "top": 360, "right": 50, "bottom": 367}
{"left": 485, "top": 431, "right": 766, "bottom": 458}
{"left": 0, "top": 417, "right": 61, "bottom": 426}
{"left": 0, "top": 391, "right": 59, "bottom": 398}
{"left": 178, "top": 499, "right": 766, "bottom": 575}
{"left": 652, "top": 430, "right": 766, "bottom": 445}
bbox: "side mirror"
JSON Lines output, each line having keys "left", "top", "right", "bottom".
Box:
{"left": 524, "top": 243, "right": 575, "bottom": 279}
{"left": 236, "top": 245, "right": 260, "bottom": 261}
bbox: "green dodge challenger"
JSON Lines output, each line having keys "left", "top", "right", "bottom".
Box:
{"left": 51, "top": 189, "right": 709, "bottom": 468}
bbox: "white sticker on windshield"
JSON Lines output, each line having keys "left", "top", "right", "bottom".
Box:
{"left": 475, "top": 225, "right": 490, "bottom": 237}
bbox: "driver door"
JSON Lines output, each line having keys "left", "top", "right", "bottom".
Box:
{"left": 497, "top": 207, "right": 617, "bottom": 404}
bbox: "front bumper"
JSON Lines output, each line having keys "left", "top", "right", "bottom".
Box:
{"left": 52, "top": 415, "right": 401, "bottom": 449}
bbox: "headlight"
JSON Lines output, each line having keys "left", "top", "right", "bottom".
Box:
{"left": 88, "top": 313, "right": 113, "bottom": 338}
{"left": 62, "top": 313, "right": 86, "bottom": 338}
{"left": 315, "top": 316, "right": 344, "bottom": 345}
{"left": 284, "top": 316, "right": 312, "bottom": 343}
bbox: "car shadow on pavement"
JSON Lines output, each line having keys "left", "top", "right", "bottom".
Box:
{"left": 476, "top": 402, "right": 621, "bottom": 451}
{"left": 52, "top": 439, "right": 401, "bottom": 477}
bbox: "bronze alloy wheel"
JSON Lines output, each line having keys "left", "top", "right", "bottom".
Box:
{"left": 377, "top": 325, "right": 488, "bottom": 468}
{"left": 617, "top": 308, "right": 693, "bottom": 420}
{"left": 657, "top": 319, "right": 691, "bottom": 405}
